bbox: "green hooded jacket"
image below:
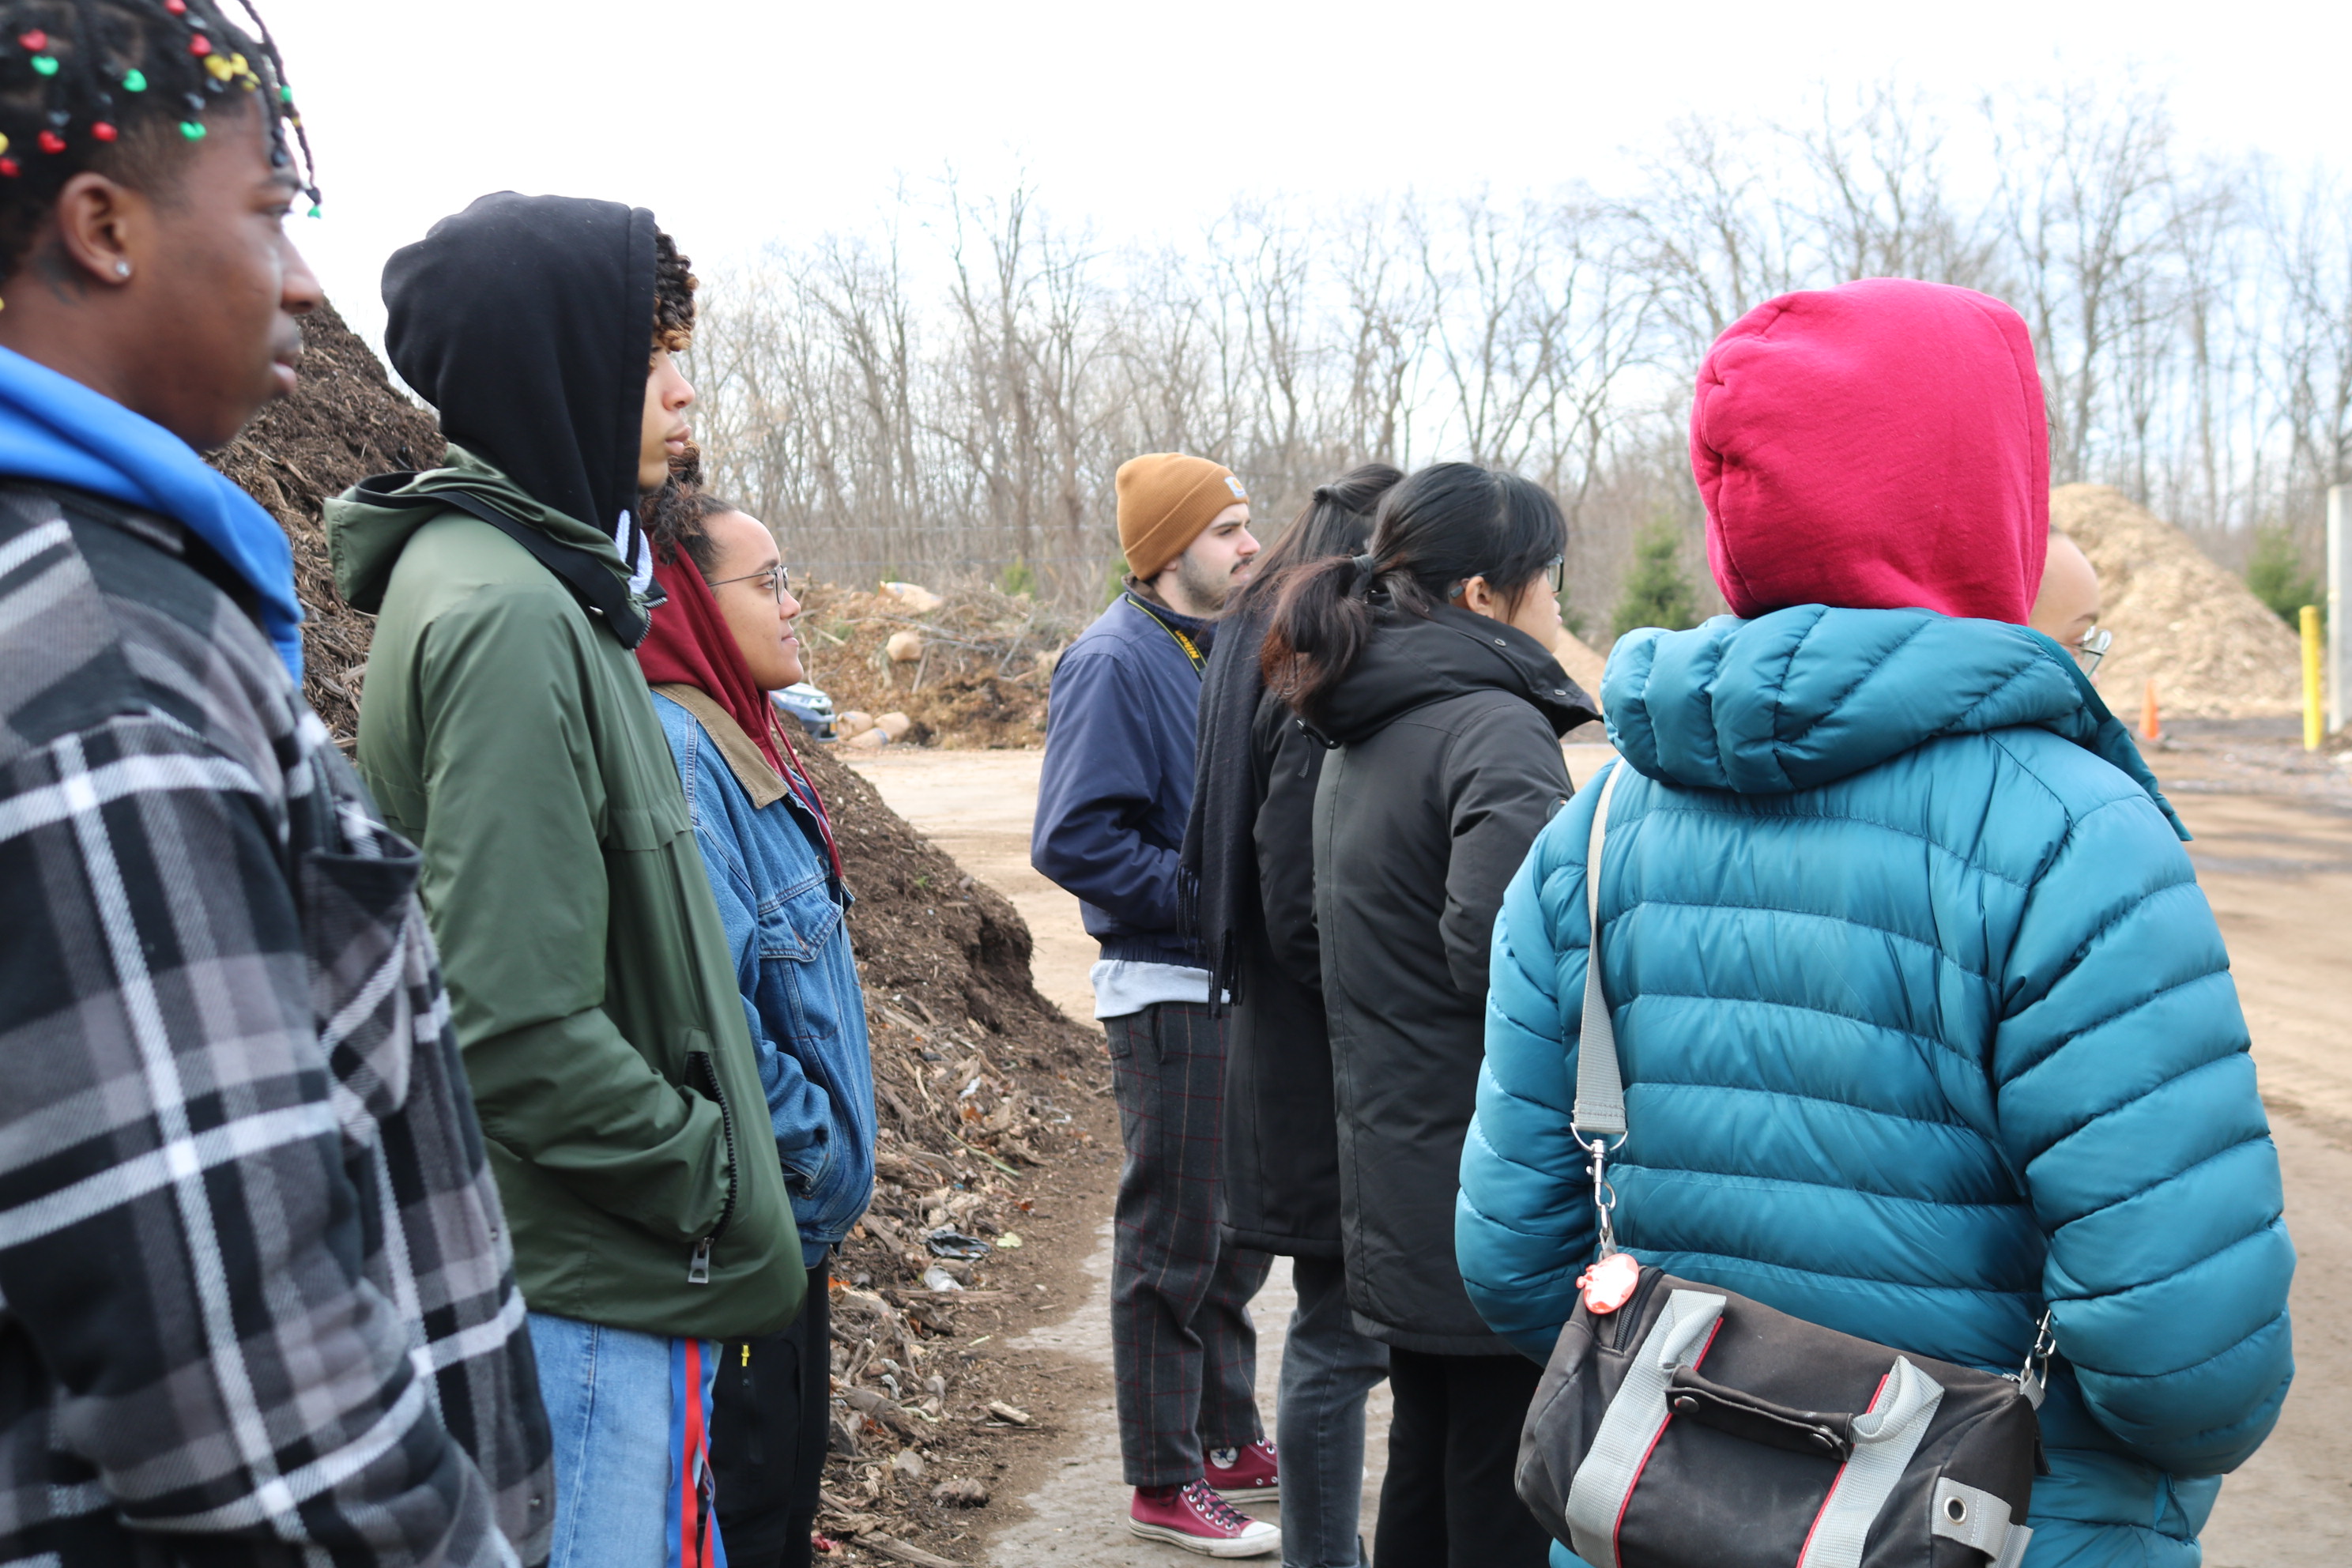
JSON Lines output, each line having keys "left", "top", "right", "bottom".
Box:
{"left": 328, "top": 443, "right": 804, "bottom": 1340}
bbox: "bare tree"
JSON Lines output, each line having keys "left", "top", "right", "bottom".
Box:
{"left": 939, "top": 180, "right": 1111, "bottom": 592}
{"left": 1788, "top": 84, "right": 2000, "bottom": 288}
{"left": 680, "top": 90, "right": 2347, "bottom": 622}
{"left": 2271, "top": 171, "right": 2352, "bottom": 493}
{"left": 1331, "top": 198, "right": 1430, "bottom": 469}
{"left": 1624, "top": 115, "right": 1801, "bottom": 366}
{"left": 1992, "top": 83, "right": 2183, "bottom": 484}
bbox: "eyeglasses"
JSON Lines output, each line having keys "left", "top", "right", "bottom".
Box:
{"left": 1445, "top": 555, "right": 1568, "bottom": 603}
{"left": 2075, "top": 626, "right": 2113, "bottom": 676}
{"left": 707, "top": 563, "right": 795, "bottom": 604}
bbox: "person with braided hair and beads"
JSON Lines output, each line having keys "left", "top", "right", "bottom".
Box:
{"left": 0, "top": 3, "right": 552, "bottom": 1566}
{"left": 327, "top": 205, "right": 805, "bottom": 1568}
{"left": 635, "top": 477, "right": 876, "bottom": 1568}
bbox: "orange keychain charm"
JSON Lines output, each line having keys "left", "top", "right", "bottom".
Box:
{"left": 1577, "top": 1251, "right": 1641, "bottom": 1315}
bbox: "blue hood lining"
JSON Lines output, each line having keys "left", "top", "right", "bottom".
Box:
{"left": 0, "top": 345, "right": 300, "bottom": 679}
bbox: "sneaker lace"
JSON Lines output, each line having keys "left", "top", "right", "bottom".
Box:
{"left": 1185, "top": 1480, "right": 1252, "bottom": 1532}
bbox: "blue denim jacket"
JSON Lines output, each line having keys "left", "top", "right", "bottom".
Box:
{"left": 651, "top": 688, "right": 876, "bottom": 1251}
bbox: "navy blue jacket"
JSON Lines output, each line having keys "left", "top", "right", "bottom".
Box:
{"left": 1032, "top": 591, "right": 1212, "bottom": 964}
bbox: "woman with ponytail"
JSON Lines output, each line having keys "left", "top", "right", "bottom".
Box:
{"left": 639, "top": 483, "right": 875, "bottom": 1568}
{"left": 1263, "top": 462, "right": 1596, "bottom": 1567}
{"left": 1182, "top": 462, "right": 1400, "bottom": 1568}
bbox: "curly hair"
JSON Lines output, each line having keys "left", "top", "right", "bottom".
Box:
{"left": 646, "top": 472, "right": 737, "bottom": 579}
{"left": 0, "top": 1, "right": 316, "bottom": 284}
{"left": 653, "top": 226, "right": 695, "bottom": 354}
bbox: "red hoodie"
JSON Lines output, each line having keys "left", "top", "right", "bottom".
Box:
{"left": 1690, "top": 277, "right": 2049, "bottom": 624}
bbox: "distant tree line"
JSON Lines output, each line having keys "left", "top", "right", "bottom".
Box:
{"left": 684, "top": 81, "right": 2351, "bottom": 635}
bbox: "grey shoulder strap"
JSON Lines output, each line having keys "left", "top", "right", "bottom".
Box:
{"left": 1572, "top": 763, "right": 1628, "bottom": 1138}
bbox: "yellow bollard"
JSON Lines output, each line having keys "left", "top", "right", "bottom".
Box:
{"left": 2303, "top": 605, "right": 2324, "bottom": 751}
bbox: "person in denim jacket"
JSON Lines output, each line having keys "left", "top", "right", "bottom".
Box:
{"left": 640, "top": 483, "right": 876, "bottom": 1568}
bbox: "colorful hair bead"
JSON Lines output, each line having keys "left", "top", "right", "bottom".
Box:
{"left": 203, "top": 54, "right": 233, "bottom": 81}
{"left": 36, "top": 130, "right": 65, "bottom": 155}
{"left": 164, "top": 0, "right": 187, "bottom": 12}
{"left": 189, "top": 35, "right": 213, "bottom": 58}
{"left": 91, "top": 122, "right": 118, "bottom": 142}
{"left": 179, "top": 120, "right": 205, "bottom": 140}
{"left": 28, "top": 54, "right": 55, "bottom": 76}
{"left": 122, "top": 69, "right": 147, "bottom": 92}
{"left": 0, "top": 158, "right": 19, "bottom": 179}
{"left": 17, "top": 30, "right": 46, "bottom": 51}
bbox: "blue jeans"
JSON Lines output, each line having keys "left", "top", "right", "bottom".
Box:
{"left": 1279, "top": 1255, "right": 1389, "bottom": 1568}
{"left": 531, "top": 1312, "right": 726, "bottom": 1568}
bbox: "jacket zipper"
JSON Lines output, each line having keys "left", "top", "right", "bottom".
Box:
{"left": 688, "top": 1050, "right": 740, "bottom": 1284}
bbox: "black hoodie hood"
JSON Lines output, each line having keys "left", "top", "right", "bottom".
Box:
{"left": 383, "top": 192, "right": 658, "bottom": 541}
{"left": 1317, "top": 601, "right": 1598, "bottom": 744}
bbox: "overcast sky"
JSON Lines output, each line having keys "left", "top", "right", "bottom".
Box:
{"left": 265, "top": 0, "right": 2347, "bottom": 349}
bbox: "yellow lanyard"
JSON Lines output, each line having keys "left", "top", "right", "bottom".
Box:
{"left": 1125, "top": 592, "right": 1207, "bottom": 677}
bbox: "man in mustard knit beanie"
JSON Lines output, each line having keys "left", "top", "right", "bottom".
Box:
{"left": 1031, "top": 454, "right": 1280, "bottom": 1555}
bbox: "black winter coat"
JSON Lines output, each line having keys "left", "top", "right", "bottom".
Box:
{"left": 1184, "top": 610, "right": 1344, "bottom": 1257}
{"left": 1312, "top": 601, "right": 1596, "bottom": 1354}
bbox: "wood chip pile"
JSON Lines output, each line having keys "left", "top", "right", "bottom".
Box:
{"left": 796, "top": 582, "right": 1082, "bottom": 749}
{"left": 2052, "top": 484, "right": 2304, "bottom": 720}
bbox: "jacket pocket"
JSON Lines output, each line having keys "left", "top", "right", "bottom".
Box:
{"left": 686, "top": 1035, "right": 740, "bottom": 1284}
{"left": 782, "top": 1126, "right": 836, "bottom": 1197}
{"left": 298, "top": 838, "right": 428, "bottom": 1133}
{"left": 609, "top": 802, "right": 686, "bottom": 854}
{"left": 754, "top": 874, "right": 845, "bottom": 962}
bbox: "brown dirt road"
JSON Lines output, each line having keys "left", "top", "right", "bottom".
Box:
{"left": 846, "top": 731, "right": 2347, "bottom": 1566}
{"left": 2158, "top": 729, "right": 2351, "bottom": 1568}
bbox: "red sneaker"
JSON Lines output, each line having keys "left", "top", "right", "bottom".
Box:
{"left": 1128, "top": 1480, "right": 1281, "bottom": 1558}
{"left": 1204, "top": 1438, "right": 1279, "bottom": 1503}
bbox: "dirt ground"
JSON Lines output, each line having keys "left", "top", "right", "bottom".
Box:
{"left": 2143, "top": 722, "right": 2350, "bottom": 1568}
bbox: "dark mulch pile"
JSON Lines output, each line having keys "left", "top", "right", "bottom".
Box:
{"left": 796, "top": 741, "right": 1084, "bottom": 1057}
{"left": 205, "top": 299, "right": 439, "bottom": 741}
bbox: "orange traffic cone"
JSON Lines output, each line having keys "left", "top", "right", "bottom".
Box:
{"left": 2142, "top": 679, "right": 2161, "bottom": 742}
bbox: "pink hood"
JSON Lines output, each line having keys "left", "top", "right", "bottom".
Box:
{"left": 1690, "top": 277, "right": 2050, "bottom": 624}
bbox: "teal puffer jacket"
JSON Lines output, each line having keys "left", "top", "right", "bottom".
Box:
{"left": 1458, "top": 608, "right": 2294, "bottom": 1568}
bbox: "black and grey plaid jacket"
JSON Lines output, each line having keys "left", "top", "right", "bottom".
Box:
{"left": 0, "top": 484, "right": 552, "bottom": 1566}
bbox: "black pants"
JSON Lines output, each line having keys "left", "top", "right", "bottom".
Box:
{"left": 1105, "top": 1001, "right": 1274, "bottom": 1486}
{"left": 1374, "top": 1348, "right": 1551, "bottom": 1568}
{"left": 713, "top": 1262, "right": 830, "bottom": 1568}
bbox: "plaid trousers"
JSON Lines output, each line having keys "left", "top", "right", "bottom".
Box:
{"left": 1106, "top": 1000, "right": 1274, "bottom": 1486}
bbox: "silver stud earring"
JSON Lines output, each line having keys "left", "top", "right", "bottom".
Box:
{"left": 113, "top": 261, "right": 130, "bottom": 279}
